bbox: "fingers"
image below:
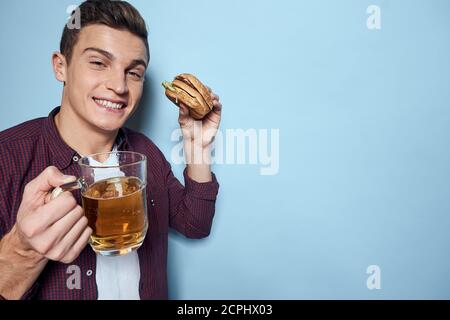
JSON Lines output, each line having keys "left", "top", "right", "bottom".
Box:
{"left": 202, "top": 86, "right": 222, "bottom": 126}
{"left": 205, "top": 85, "right": 219, "bottom": 101}
{"left": 33, "top": 192, "right": 78, "bottom": 232}
{"left": 212, "top": 100, "right": 222, "bottom": 112}
{"left": 207, "top": 88, "right": 221, "bottom": 112}
{"left": 46, "top": 215, "right": 90, "bottom": 262}
{"left": 45, "top": 210, "right": 88, "bottom": 261}
{"left": 59, "top": 226, "right": 92, "bottom": 264}
{"left": 46, "top": 205, "right": 84, "bottom": 244}
{"left": 205, "top": 86, "right": 221, "bottom": 115}
{"left": 26, "top": 207, "right": 87, "bottom": 258}
{"left": 25, "top": 166, "right": 76, "bottom": 196}
{"left": 20, "top": 192, "right": 78, "bottom": 238}
{"left": 211, "top": 92, "right": 219, "bottom": 101}
{"left": 211, "top": 96, "right": 222, "bottom": 120}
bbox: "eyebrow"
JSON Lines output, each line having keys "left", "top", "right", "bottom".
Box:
{"left": 128, "top": 59, "right": 148, "bottom": 70}
{"left": 83, "top": 47, "right": 147, "bottom": 69}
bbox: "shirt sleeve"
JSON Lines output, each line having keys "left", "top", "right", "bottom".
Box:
{"left": 0, "top": 146, "right": 13, "bottom": 239}
{"left": 163, "top": 159, "right": 220, "bottom": 239}
{"left": 0, "top": 162, "right": 6, "bottom": 239}
{"left": 0, "top": 149, "right": 40, "bottom": 300}
{"left": 0, "top": 206, "right": 4, "bottom": 239}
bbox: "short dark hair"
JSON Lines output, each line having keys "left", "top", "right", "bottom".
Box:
{"left": 60, "top": 0, "right": 149, "bottom": 65}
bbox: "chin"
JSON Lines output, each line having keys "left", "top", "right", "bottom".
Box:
{"left": 90, "top": 111, "right": 132, "bottom": 133}
{"left": 93, "top": 120, "right": 124, "bottom": 133}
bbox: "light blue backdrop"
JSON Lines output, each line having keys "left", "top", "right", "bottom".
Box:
{"left": 1, "top": 0, "right": 449, "bottom": 299}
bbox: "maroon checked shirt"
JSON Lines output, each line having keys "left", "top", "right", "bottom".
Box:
{"left": 0, "top": 107, "right": 219, "bottom": 299}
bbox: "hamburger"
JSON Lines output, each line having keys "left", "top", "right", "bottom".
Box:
{"left": 162, "top": 73, "right": 214, "bottom": 120}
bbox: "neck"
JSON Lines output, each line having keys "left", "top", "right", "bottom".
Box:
{"left": 55, "top": 104, "right": 117, "bottom": 157}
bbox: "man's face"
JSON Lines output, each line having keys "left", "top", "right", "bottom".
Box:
{"left": 63, "top": 24, "right": 148, "bottom": 132}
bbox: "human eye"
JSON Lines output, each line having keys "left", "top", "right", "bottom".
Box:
{"left": 127, "top": 70, "right": 144, "bottom": 81}
{"left": 89, "top": 59, "right": 107, "bottom": 69}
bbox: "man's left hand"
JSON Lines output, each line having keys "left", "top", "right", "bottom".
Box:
{"left": 178, "top": 87, "right": 222, "bottom": 149}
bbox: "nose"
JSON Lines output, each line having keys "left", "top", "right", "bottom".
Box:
{"left": 105, "top": 69, "right": 129, "bottom": 96}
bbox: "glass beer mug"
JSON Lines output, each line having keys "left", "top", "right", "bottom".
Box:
{"left": 52, "top": 151, "right": 148, "bottom": 256}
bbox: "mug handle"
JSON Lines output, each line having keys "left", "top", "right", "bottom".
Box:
{"left": 51, "top": 179, "right": 83, "bottom": 200}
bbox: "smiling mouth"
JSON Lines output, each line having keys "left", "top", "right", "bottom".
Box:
{"left": 93, "top": 97, "right": 127, "bottom": 110}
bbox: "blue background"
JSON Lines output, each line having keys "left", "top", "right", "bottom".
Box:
{"left": 1, "top": 0, "right": 449, "bottom": 299}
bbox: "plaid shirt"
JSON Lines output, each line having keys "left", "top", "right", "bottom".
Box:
{"left": 0, "top": 107, "right": 219, "bottom": 300}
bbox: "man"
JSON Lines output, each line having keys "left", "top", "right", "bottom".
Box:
{"left": 0, "top": 0, "right": 221, "bottom": 300}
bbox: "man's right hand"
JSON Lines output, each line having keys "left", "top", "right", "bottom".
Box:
{"left": 0, "top": 166, "right": 92, "bottom": 299}
{"left": 15, "top": 165, "right": 92, "bottom": 263}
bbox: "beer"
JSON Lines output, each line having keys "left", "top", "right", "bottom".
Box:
{"left": 82, "top": 176, "right": 148, "bottom": 256}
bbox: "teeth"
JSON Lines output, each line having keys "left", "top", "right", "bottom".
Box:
{"left": 94, "top": 98, "right": 124, "bottom": 109}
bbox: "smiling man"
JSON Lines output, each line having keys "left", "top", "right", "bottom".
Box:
{"left": 0, "top": 0, "right": 221, "bottom": 300}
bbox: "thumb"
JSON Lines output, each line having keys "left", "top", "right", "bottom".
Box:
{"left": 179, "top": 103, "right": 189, "bottom": 117}
{"left": 178, "top": 103, "right": 191, "bottom": 125}
{"left": 26, "top": 166, "right": 76, "bottom": 195}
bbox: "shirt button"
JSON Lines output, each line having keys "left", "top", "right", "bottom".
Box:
{"left": 73, "top": 155, "right": 79, "bottom": 162}
{"left": 86, "top": 270, "right": 93, "bottom": 277}
{"left": 150, "top": 199, "right": 155, "bottom": 207}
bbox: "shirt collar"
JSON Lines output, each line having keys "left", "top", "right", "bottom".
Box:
{"left": 43, "top": 106, "right": 132, "bottom": 170}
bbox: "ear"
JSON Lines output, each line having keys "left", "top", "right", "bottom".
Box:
{"left": 52, "top": 52, "right": 67, "bottom": 83}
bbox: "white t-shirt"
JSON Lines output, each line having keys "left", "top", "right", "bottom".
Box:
{"left": 88, "top": 150, "right": 141, "bottom": 300}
